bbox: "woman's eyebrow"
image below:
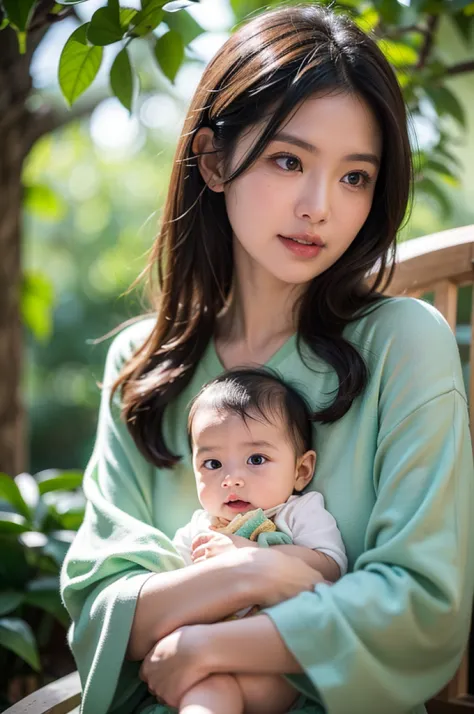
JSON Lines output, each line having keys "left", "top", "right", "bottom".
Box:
{"left": 272, "top": 131, "right": 380, "bottom": 169}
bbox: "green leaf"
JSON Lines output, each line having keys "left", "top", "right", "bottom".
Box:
{"left": 108, "top": 0, "right": 120, "bottom": 23}
{"left": 372, "top": 0, "right": 402, "bottom": 24}
{"left": 449, "top": 0, "right": 474, "bottom": 10}
{"left": 3, "top": 0, "right": 36, "bottom": 32}
{"left": 425, "top": 86, "right": 466, "bottom": 128}
{"left": 120, "top": 7, "right": 139, "bottom": 30}
{"left": 21, "top": 271, "right": 55, "bottom": 343}
{"left": 110, "top": 47, "right": 134, "bottom": 111}
{"left": 377, "top": 40, "right": 418, "bottom": 67}
{"left": 0, "top": 591, "right": 24, "bottom": 616}
{"left": 354, "top": 8, "right": 379, "bottom": 33}
{"left": 0, "top": 618, "right": 41, "bottom": 671}
{"left": 424, "top": 158, "right": 458, "bottom": 179}
{"left": 87, "top": 5, "right": 124, "bottom": 46}
{"left": 25, "top": 577, "right": 70, "bottom": 627}
{"left": 434, "top": 144, "right": 463, "bottom": 170}
{"left": 59, "top": 24, "right": 103, "bottom": 107}
{"left": 0, "top": 536, "right": 30, "bottom": 589}
{"left": 37, "top": 471, "right": 83, "bottom": 495}
{"left": 0, "top": 473, "right": 30, "bottom": 520}
{"left": 417, "top": 176, "right": 451, "bottom": 217}
{"left": 0, "top": 512, "right": 29, "bottom": 534}
{"left": 24, "top": 183, "right": 67, "bottom": 221}
{"left": 154, "top": 30, "right": 184, "bottom": 82}
{"left": 0, "top": 18, "right": 10, "bottom": 31}
{"left": 15, "top": 473, "right": 40, "bottom": 513}
{"left": 451, "top": 11, "right": 474, "bottom": 44}
{"left": 164, "top": 8, "right": 204, "bottom": 44}
{"left": 131, "top": 0, "right": 164, "bottom": 36}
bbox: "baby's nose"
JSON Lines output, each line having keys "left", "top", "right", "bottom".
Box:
{"left": 221, "top": 473, "right": 244, "bottom": 487}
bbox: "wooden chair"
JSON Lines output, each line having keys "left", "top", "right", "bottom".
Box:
{"left": 5, "top": 224, "right": 474, "bottom": 714}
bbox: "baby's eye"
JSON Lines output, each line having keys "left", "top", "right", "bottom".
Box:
{"left": 273, "top": 154, "right": 302, "bottom": 172}
{"left": 203, "top": 459, "right": 222, "bottom": 470}
{"left": 247, "top": 454, "right": 267, "bottom": 466}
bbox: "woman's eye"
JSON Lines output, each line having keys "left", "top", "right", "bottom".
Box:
{"left": 203, "top": 459, "right": 222, "bottom": 470}
{"left": 342, "top": 171, "right": 372, "bottom": 189}
{"left": 248, "top": 454, "right": 267, "bottom": 466}
{"left": 273, "top": 154, "right": 301, "bottom": 172}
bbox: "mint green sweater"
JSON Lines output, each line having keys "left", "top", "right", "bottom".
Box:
{"left": 60, "top": 297, "right": 474, "bottom": 714}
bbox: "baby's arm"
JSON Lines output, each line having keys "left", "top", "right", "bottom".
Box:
{"left": 268, "top": 543, "right": 340, "bottom": 581}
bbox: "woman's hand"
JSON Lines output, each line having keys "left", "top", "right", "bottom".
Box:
{"left": 191, "top": 532, "right": 256, "bottom": 563}
{"left": 139, "top": 624, "right": 211, "bottom": 708}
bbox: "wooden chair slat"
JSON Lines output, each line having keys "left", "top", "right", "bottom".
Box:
{"left": 3, "top": 672, "right": 81, "bottom": 714}
{"left": 436, "top": 654, "right": 469, "bottom": 702}
{"left": 384, "top": 226, "right": 474, "bottom": 295}
{"left": 434, "top": 280, "right": 458, "bottom": 332}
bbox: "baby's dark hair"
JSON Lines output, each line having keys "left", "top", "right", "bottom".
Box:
{"left": 187, "top": 367, "right": 313, "bottom": 457}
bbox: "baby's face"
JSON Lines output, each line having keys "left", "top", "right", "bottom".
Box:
{"left": 191, "top": 407, "right": 309, "bottom": 520}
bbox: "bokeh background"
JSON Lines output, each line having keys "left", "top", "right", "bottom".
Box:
{"left": 24, "top": 0, "right": 474, "bottom": 475}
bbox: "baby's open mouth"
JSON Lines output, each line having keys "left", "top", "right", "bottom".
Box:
{"left": 225, "top": 498, "right": 252, "bottom": 511}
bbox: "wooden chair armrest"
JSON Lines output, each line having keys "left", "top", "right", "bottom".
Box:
{"left": 3, "top": 672, "right": 81, "bottom": 714}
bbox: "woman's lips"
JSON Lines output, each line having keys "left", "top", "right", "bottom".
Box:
{"left": 278, "top": 234, "right": 323, "bottom": 258}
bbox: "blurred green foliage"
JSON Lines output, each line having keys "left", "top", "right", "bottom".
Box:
{"left": 23, "top": 121, "right": 176, "bottom": 471}
{"left": 6, "top": 0, "right": 474, "bottom": 472}
{"left": 0, "top": 470, "right": 84, "bottom": 707}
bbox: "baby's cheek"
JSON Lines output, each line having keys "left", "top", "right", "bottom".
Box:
{"left": 196, "top": 480, "right": 217, "bottom": 510}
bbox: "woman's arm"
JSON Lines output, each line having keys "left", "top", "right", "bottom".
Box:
{"left": 127, "top": 548, "right": 259, "bottom": 661}
{"left": 127, "top": 546, "right": 324, "bottom": 661}
{"left": 138, "top": 615, "right": 303, "bottom": 708}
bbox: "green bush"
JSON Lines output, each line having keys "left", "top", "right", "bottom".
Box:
{"left": 0, "top": 470, "right": 84, "bottom": 709}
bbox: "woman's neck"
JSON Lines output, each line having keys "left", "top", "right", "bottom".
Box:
{"left": 216, "top": 248, "right": 305, "bottom": 356}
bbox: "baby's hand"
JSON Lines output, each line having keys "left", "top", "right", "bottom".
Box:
{"left": 191, "top": 532, "right": 255, "bottom": 563}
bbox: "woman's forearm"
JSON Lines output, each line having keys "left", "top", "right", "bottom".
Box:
{"left": 126, "top": 549, "right": 263, "bottom": 661}
{"left": 203, "top": 614, "right": 304, "bottom": 675}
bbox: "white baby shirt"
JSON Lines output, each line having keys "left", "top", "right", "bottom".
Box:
{"left": 172, "top": 491, "right": 348, "bottom": 575}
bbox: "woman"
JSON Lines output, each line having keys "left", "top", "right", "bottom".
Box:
{"left": 60, "top": 4, "right": 474, "bottom": 714}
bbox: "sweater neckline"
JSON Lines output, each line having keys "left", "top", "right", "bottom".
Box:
{"left": 207, "top": 332, "right": 297, "bottom": 374}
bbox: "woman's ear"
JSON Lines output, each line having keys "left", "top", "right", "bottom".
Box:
{"left": 294, "top": 450, "right": 316, "bottom": 492}
{"left": 191, "top": 127, "right": 225, "bottom": 192}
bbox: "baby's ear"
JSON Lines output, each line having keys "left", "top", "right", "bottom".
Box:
{"left": 294, "top": 450, "right": 316, "bottom": 491}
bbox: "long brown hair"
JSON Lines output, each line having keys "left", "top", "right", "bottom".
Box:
{"left": 113, "top": 2, "right": 413, "bottom": 469}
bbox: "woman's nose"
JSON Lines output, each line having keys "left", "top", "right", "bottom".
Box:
{"left": 296, "top": 177, "right": 331, "bottom": 224}
{"left": 221, "top": 473, "right": 244, "bottom": 488}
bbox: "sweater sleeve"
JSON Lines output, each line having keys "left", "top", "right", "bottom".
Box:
{"left": 59, "top": 320, "right": 185, "bottom": 714}
{"left": 263, "top": 303, "right": 474, "bottom": 714}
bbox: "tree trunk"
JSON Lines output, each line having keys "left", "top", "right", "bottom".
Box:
{"left": 0, "top": 117, "right": 24, "bottom": 477}
{"left": 0, "top": 3, "right": 55, "bottom": 476}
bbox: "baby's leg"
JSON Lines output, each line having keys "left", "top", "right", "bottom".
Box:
{"left": 180, "top": 673, "right": 244, "bottom": 714}
{"left": 235, "top": 673, "right": 299, "bottom": 714}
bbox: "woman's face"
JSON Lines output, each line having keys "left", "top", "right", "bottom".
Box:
{"left": 223, "top": 91, "right": 382, "bottom": 286}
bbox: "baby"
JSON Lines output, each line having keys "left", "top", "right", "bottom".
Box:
{"left": 172, "top": 367, "right": 347, "bottom": 714}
